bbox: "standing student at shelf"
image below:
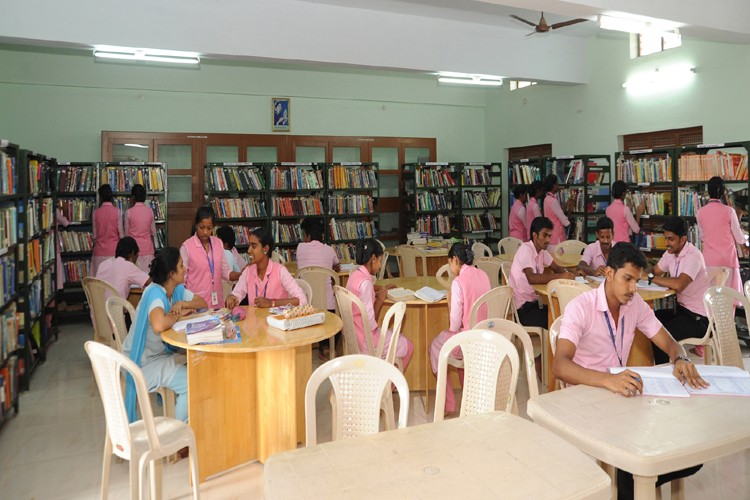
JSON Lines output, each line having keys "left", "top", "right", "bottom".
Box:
{"left": 123, "top": 247, "right": 207, "bottom": 424}
{"left": 226, "top": 226, "right": 307, "bottom": 309}
{"left": 297, "top": 216, "right": 341, "bottom": 359}
{"left": 542, "top": 174, "right": 574, "bottom": 250}
{"left": 91, "top": 183, "right": 124, "bottom": 277}
{"left": 641, "top": 216, "right": 711, "bottom": 365}
{"left": 216, "top": 225, "right": 245, "bottom": 273}
{"left": 429, "top": 243, "right": 490, "bottom": 414}
{"left": 553, "top": 242, "right": 706, "bottom": 500}
{"left": 55, "top": 207, "right": 69, "bottom": 291}
{"left": 508, "top": 184, "right": 528, "bottom": 241}
{"left": 577, "top": 216, "right": 615, "bottom": 277}
{"left": 509, "top": 217, "right": 575, "bottom": 329}
{"left": 180, "top": 206, "right": 242, "bottom": 307}
{"left": 525, "top": 180, "right": 543, "bottom": 238}
{"left": 125, "top": 184, "right": 157, "bottom": 273}
{"left": 345, "top": 238, "right": 414, "bottom": 368}
{"left": 95, "top": 236, "right": 152, "bottom": 300}
{"left": 606, "top": 180, "right": 645, "bottom": 244}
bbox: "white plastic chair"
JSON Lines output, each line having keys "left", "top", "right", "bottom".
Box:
{"left": 434, "top": 329, "right": 520, "bottom": 422}
{"left": 547, "top": 279, "right": 590, "bottom": 321}
{"left": 698, "top": 286, "right": 747, "bottom": 370}
{"left": 377, "top": 251, "right": 390, "bottom": 280}
{"left": 471, "top": 242, "right": 493, "bottom": 258}
{"left": 84, "top": 341, "right": 199, "bottom": 500}
{"left": 497, "top": 237, "right": 523, "bottom": 255}
{"left": 468, "top": 286, "right": 515, "bottom": 328}
{"left": 500, "top": 260, "right": 512, "bottom": 286}
{"left": 707, "top": 266, "right": 730, "bottom": 287}
{"left": 553, "top": 239, "right": 586, "bottom": 267}
{"left": 305, "top": 354, "right": 410, "bottom": 446}
{"left": 296, "top": 266, "right": 341, "bottom": 357}
{"left": 547, "top": 317, "right": 566, "bottom": 390}
{"left": 294, "top": 278, "right": 313, "bottom": 306}
{"left": 397, "top": 244, "right": 426, "bottom": 277}
{"left": 435, "top": 263, "right": 454, "bottom": 289}
{"left": 270, "top": 249, "right": 286, "bottom": 264}
{"left": 379, "top": 301, "right": 407, "bottom": 430}
{"left": 474, "top": 257, "right": 503, "bottom": 288}
{"left": 83, "top": 276, "right": 119, "bottom": 346}
{"left": 334, "top": 285, "right": 375, "bottom": 356}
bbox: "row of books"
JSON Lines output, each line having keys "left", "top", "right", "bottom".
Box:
{"left": 634, "top": 231, "right": 667, "bottom": 251}
{"left": 63, "top": 260, "right": 89, "bottom": 284}
{"left": 551, "top": 160, "right": 586, "bottom": 185}
{"left": 557, "top": 188, "right": 584, "bottom": 212}
{"left": 677, "top": 188, "right": 708, "bottom": 217}
{"left": 26, "top": 239, "right": 42, "bottom": 279}
{"left": 329, "top": 219, "right": 377, "bottom": 241}
{"left": 416, "top": 192, "right": 452, "bottom": 212}
{"left": 273, "top": 221, "right": 303, "bottom": 244}
{"left": 228, "top": 225, "right": 261, "bottom": 247}
{"left": 332, "top": 243, "right": 356, "bottom": 262}
{"left": 0, "top": 358, "right": 18, "bottom": 418}
{"left": 206, "top": 167, "right": 266, "bottom": 192}
{"left": 0, "top": 303, "right": 18, "bottom": 365}
{"left": 111, "top": 197, "right": 166, "bottom": 221}
{"left": 59, "top": 199, "right": 94, "bottom": 223}
{"left": 616, "top": 155, "right": 673, "bottom": 183}
{"left": 415, "top": 167, "right": 456, "bottom": 188}
{"left": 677, "top": 151, "right": 748, "bottom": 181}
{"left": 28, "top": 159, "right": 43, "bottom": 194}
{"left": 567, "top": 217, "right": 585, "bottom": 242}
{"left": 28, "top": 279, "right": 42, "bottom": 318}
{"left": 42, "top": 232, "right": 55, "bottom": 264}
{"left": 272, "top": 196, "right": 324, "bottom": 217}
{"left": 509, "top": 164, "right": 540, "bottom": 185}
{"left": 211, "top": 198, "right": 267, "bottom": 219}
{"left": 102, "top": 166, "right": 166, "bottom": 192}
{"left": 155, "top": 228, "right": 167, "bottom": 250}
{"left": 0, "top": 206, "right": 17, "bottom": 250}
{"left": 328, "top": 194, "right": 374, "bottom": 215}
{"left": 41, "top": 197, "right": 54, "bottom": 231}
{"left": 0, "top": 256, "right": 16, "bottom": 304}
{"left": 27, "top": 198, "right": 40, "bottom": 236}
{"left": 461, "top": 167, "right": 492, "bottom": 186}
{"left": 327, "top": 165, "right": 378, "bottom": 189}
{"left": 462, "top": 189, "right": 501, "bottom": 209}
{"left": 59, "top": 231, "right": 93, "bottom": 253}
{"left": 416, "top": 215, "right": 451, "bottom": 235}
{"left": 56, "top": 165, "right": 97, "bottom": 192}
{"left": 586, "top": 186, "right": 610, "bottom": 212}
{"left": 462, "top": 213, "right": 498, "bottom": 232}
{"left": 269, "top": 167, "right": 324, "bottom": 190}
{"left": 275, "top": 248, "right": 296, "bottom": 263}
{"left": 0, "top": 151, "right": 16, "bottom": 195}
{"left": 626, "top": 191, "right": 670, "bottom": 216}
{"left": 43, "top": 268, "right": 54, "bottom": 305}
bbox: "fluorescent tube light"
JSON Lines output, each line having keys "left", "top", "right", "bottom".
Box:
{"left": 622, "top": 65, "right": 696, "bottom": 94}
{"left": 437, "top": 71, "right": 503, "bottom": 87}
{"left": 123, "top": 143, "right": 149, "bottom": 148}
{"left": 93, "top": 46, "right": 200, "bottom": 65}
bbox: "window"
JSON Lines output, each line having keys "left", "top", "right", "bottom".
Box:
{"left": 631, "top": 32, "right": 681, "bottom": 58}
{"left": 509, "top": 81, "right": 537, "bottom": 91}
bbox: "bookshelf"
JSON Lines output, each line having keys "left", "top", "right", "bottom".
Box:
{"left": 0, "top": 140, "right": 20, "bottom": 427}
{"left": 459, "top": 162, "right": 502, "bottom": 246}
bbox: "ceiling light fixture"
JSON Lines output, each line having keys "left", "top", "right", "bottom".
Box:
{"left": 622, "top": 65, "right": 696, "bottom": 94}
{"left": 437, "top": 71, "right": 503, "bottom": 87}
{"left": 93, "top": 45, "right": 201, "bottom": 65}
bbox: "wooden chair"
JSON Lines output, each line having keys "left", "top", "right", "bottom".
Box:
{"left": 497, "top": 237, "right": 523, "bottom": 256}
{"left": 546, "top": 279, "right": 590, "bottom": 320}
{"left": 474, "top": 257, "right": 503, "bottom": 288}
{"left": 471, "top": 242, "right": 493, "bottom": 258}
{"left": 435, "top": 263, "right": 454, "bottom": 289}
{"left": 396, "top": 244, "right": 426, "bottom": 277}
{"left": 82, "top": 277, "right": 119, "bottom": 346}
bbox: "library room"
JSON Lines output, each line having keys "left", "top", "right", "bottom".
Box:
{"left": 1, "top": 1, "right": 750, "bottom": 499}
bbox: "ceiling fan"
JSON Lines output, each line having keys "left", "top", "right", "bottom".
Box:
{"left": 510, "top": 11, "right": 588, "bottom": 36}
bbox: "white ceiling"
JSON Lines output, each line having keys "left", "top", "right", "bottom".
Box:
{"left": 0, "top": 0, "right": 748, "bottom": 85}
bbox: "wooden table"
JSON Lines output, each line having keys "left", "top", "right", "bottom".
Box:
{"left": 528, "top": 385, "right": 750, "bottom": 500}
{"left": 390, "top": 245, "right": 450, "bottom": 277}
{"left": 162, "top": 307, "right": 342, "bottom": 482}
{"left": 284, "top": 262, "right": 352, "bottom": 286}
{"left": 533, "top": 282, "right": 674, "bottom": 392}
{"left": 127, "top": 287, "right": 143, "bottom": 310}
{"left": 264, "top": 411, "right": 611, "bottom": 499}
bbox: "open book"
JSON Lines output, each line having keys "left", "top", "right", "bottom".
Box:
{"left": 609, "top": 365, "right": 750, "bottom": 397}
{"left": 636, "top": 280, "right": 669, "bottom": 291}
{"left": 387, "top": 287, "right": 416, "bottom": 301}
{"left": 414, "top": 286, "right": 447, "bottom": 303}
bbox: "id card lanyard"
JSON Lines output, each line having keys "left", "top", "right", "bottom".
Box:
{"left": 205, "top": 239, "right": 218, "bottom": 305}
{"left": 604, "top": 312, "right": 625, "bottom": 367}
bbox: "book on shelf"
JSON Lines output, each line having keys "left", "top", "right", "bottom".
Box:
{"left": 327, "top": 164, "right": 377, "bottom": 189}
{"left": 616, "top": 154, "right": 673, "bottom": 184}
{"left": 510, "top": 163, "right": 539, "bottom": 185}
{"left": 387, "top": 288, "right": 416, "bottom": 301}
{"left": 678, "top": 151, "right": 748, "bottom": 181}
{"left": 56, "top": 165, "right": 97, "bottom": 192}
{"left": 269, "top": 166, "right": 323, "bottom": 190}
{"left": 416, "top": 192, "right": 452, "bottom": 211}
{"left": 461, "top": 166, "right": 491, "bottom": 186}
{"left": 211, "top": 197, "right": 266, "bottom": 219}
{"left": 328, "top": 194, "right": 374, "bottom": 214}
{"left": 609, "top": 365, "right": 750, "bottom": 397}
{"left": 0, "top": 150, "right": 17, "bottom": 195}
{"left": 414, "top": 286, "right": 446, "bottom": 303}
{"left": 208, "top": 166, "right": 266, "bottom": 192}
{"left": 59, "top": 199, "right": 94, "bottom": 222}
{"left": 272, "top": 196, "right": 323, "bottom": 216}
{"left": 415, "top": 166, "right": 455, "bottom": 188}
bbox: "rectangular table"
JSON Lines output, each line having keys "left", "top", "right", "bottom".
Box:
{"left": 528, "top": 385, "right": 750, "bottom": 500}
{"left": 265, "top": 411, "right": 611, "bottom": 499}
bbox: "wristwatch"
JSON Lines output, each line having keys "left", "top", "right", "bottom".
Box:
{"left": 673, "top": 354, "right": 692, "bottom": 365}
{"left": 647, "top": 272, "right": 655, "bottom": 285}
{"left": 272, "top": 300, "right": 276, "bottom": 308}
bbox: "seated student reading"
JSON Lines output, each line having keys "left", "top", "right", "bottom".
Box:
{"left": 123, "top": 247, "right": 208, "bottom": 423}
{"left": 641, "top": 216, "right": 710, "bottom": 365}
{"left": 509, "top": 216, "right": 576, "bottom": 328}
{"left": 553, "top": 242, "right": 707, "bottom": 500}
{"left": 577, "top": 216, "right": 614, "bottom": 277}
{"left": 429, "top": 243, "right": 491, "bottom": 414}
{"left": 225, "top": 226, "right": 307, "bottom": 309}
{"left": 95, "top": 236, "right": 152, "bottom": 300}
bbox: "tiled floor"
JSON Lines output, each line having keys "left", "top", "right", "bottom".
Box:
{"left": 0, "top": 320, "right": 749, "bottom": 499}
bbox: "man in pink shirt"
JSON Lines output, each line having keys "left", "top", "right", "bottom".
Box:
{"left": 606, "top": 181, "right": 645, "bottom": 244}
{"left": 508, "top": 185, "right": 528, "bottom": 240}
{"left": 542, "top": 174, "right": 574, "bottom": 249}
{"left": 554, "top": 242, "right": 707, "bottom": 500}
{"left": 525, "top": 180, "right": 543, "bottom": 236}
{"left": 95, "top": 237, "right": 151, "bottom": 300}
{"left": 643, "top": 216, "right": 711, "bottom": 365}
{"left": 577, "top": 216, "right": 614, "bottom": 277}
{"left": 509, "top": 216, "right": 575, "bottom": 328}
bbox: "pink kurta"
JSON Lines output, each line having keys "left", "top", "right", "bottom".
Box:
{"left": 95, "top": 256, "right": 150, "bottom": 300}
{"left": 525, "top": 196, "right": 542, "bottom": 235}
{"left": 230, "top": 259, "right": 306, "bottom": 305}
{"left": 125, "top": 202, "right": 156, "bottom": 271}
{"left": 91, "top": 202, "right": 124, "bottom": 276}
{"left": 697, "top": 200, "right": 745, "bottom": 293}
{"left": 657, "top": 242, "right": 710, "bottom": 316}
{"left": 509, "top": 199, "right": 528, "bottom": 241}
{"left": 296, "top": 240, "right": 340, "bottom": 310}
{"left": 509, "top": 240, "right": 553, "bottom": 309}
{"left": 180, "top": 235, "right": 231, "bottom": 306}
{"left": 543, "top": 192, "right": 569, "bottom": 246}
{"left": 606, "top": 199, "right": 640, "bottom": 244}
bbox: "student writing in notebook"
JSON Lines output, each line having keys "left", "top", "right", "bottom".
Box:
{"left": 577, "top": 216, "right": 614, "bottom": 277}
{"left": 428, "top": 243, "right": 490, "bottom": 414}
{"left": 553, "top": 242, "right": 707, "bottom": 500}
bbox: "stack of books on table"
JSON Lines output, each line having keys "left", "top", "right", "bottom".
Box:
{"left": 387, "top": 287, "right": 415, "bottom": 301}
{"left": 185, "top": 317, "right": 224, "bottom": 345}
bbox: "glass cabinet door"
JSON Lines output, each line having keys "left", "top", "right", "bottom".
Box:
{"left": 295, "top": 146, "right": 326, "bottom": 163}
{"left": 112, "top": 143, "right": 150, "bottom": 162}
{"left": 156, "top": 143, "right": 194, "bottom": 203}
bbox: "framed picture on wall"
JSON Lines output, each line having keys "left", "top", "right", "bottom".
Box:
{"left": 272, "top": 97, "right": 290, "bottom": 132}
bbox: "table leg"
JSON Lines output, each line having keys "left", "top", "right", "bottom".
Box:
{"left": 257, "top": 347, "right": 298, "bottom": 463}
{"left": 633, "top": 474, "right": 657, "bottom": 500}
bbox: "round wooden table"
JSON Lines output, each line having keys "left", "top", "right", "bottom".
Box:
{"left": 162, "top": 307, "right": 342, "bottom": 482}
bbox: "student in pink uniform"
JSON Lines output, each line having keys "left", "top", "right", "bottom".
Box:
{"left": 577, "top": 216, "right": 614, "bottom": 277}
{"left": 226, "top": 226, "right": 307, "bottom": 309}
{"left": 91, "top": 184, "right": 124, "bottom": 277}
{"left": 554, "top": 242, "right": 707, "bottom": 500}
{"left": 429, "top": 243, "right": 491, "bottom": 414}
{"left": 180, "top": 206, "right": 241, "bottom": 307}
{"left": 642, "top": 216, "right": 711, "bottom": 365}
{"left": 95, "top": 236, "right": 152, "bottom": 300}
{"left": 542, "top": 174, "right": 574, "bottom": 250}
{"left": 345, "top": 238, "right": 414, "bottom": 368}
{"left": 125, "top": 184, "right": 156, "bottom": 273}
{"left": 55, "top": 208, "right": 69, "bottom": 290}
{"left": 697, "top": 176, "right": 747, "bottom": 294}
{"left": 606, "top": 180, "right": 645, "bottom": 244}
{"left": 508, "top": 185, "right": 528, "bottom": 241}
{"left": 525, "top": 181, "right": 543, "bottom": 238}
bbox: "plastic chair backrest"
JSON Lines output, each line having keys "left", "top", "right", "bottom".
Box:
{"left": 435, "top": 263, "right": 454, "bottom": 289}
{"left": 83, "top": 277, "right": 120, "bottom": 346}
{"left": 703, "top": 286, "right": 746, "bottom": 370}
{"left": 105, "top": 296, "right": 136, "bottom": 353}
{"left": 708, "top": 267, "right": 730, "bottom": 287}
{"left": 381, "top": 301, "right": 407, "bottom": 364}
{"left": 84, "top": 341, "right": 160, "bottom": 459}
{"left": 468, "top": 286, "right": 514, "bottom": 327}
{"left": 377, "top": 251, "right": 389, "bottom": 281}
{"left": 434, "top": 329, "right": 520, "bottom": 421}
{"left": 471, "top": 242, "right": 493, "bottom": 258}
{"left": 744, "top": 280, "right": 750, "bottom": 303}
{"left": 295, "top": 266, "right": 340, "bottom": 311}
{"left": 547, "top": 279, "right": 590, "bottom": 320}
{"left": 334, "top": 285, "right": 374, "bottom": 355}
{"left": 305, "top": 354, "right": 410, "bottom": 445}
{"left": 500, "top": 260, "right": 512, "bottom": 286}
{"left": 473, "top": 318, "right": 539, "bottom": 402}
{"left": 548, "top": 316, "right": 563, "bottom": 356}
{"left": 271, "top": 249, "right": 286, "bottom": 264}
{"left": 397, "top": 245, "right": 426, "bottom": 278}
{"left": 474, "top": 257, "right": 502, "bottom": 288}
{"left": 497, "top": 237, "right": 523, "bottom": 255}
{"left": 294, "top": 278, "right": 313, "bottom": 305}
{"left": 555, "top": 239, "right": 586, "bottom": 258}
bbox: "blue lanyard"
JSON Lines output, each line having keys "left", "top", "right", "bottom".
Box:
{"left": 604, "top": 312, "right": 625, "bottom": 367}
{"left": 255, "top": 281, "right": 269, "bottom": 299}
{"left": 205, "top": 239, "right": 215, "bottom": 285}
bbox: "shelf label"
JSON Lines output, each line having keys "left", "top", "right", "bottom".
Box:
{"left": 641, "top": 215, "right": 650, "bottom": 219}
{"left": 555, "top": 155, "right": 574, "bottom": 160}
{"left": 629, "top": 149, "right": 653, "bottom": 154}
{"left": 519, "top": 159, "right": 530, "bottom": 163}
{"left": 340, "top": 162, "right": 362, "bottom": 166}
{"left": 223, "top": 162, "right": 253, "bottom": 166}
{"left": 281, "top": 162, "right": 312, "bottom": 166}
{"left": 637, "top": 182, "right": 650, "bottom": 187}
{"left": 697, "top": 143, "right": 724, "bottom": 148}
{"left": 117, "top": 162, "right": 145, "bottom": 165}
{"left": 425, "top": 162, "right": 448, "bottom": 166}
